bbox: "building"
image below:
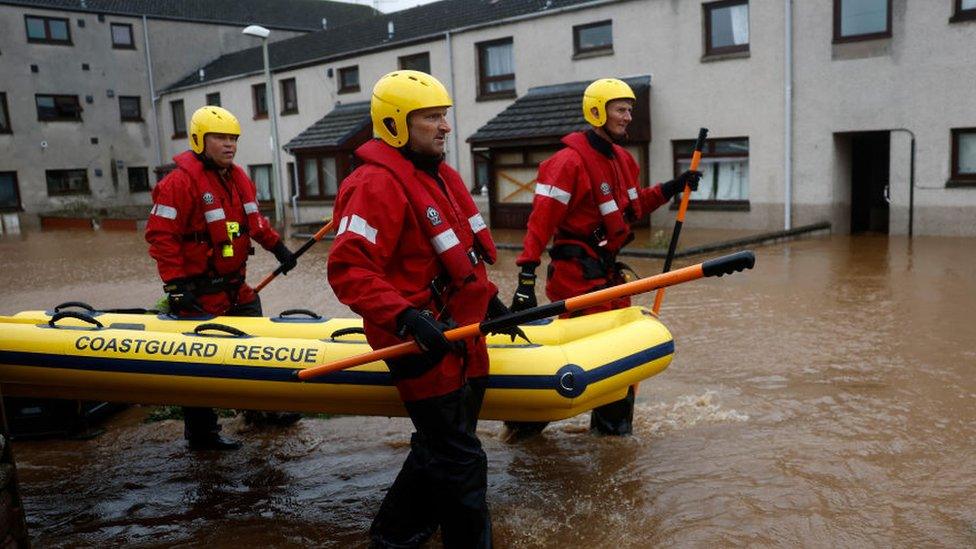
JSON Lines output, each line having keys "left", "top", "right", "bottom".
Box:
{"left": 5, "top": 0, "right": 976, "bottom": 236}
{"left": 0, "top": 0, "right": 377, "bottom": 228}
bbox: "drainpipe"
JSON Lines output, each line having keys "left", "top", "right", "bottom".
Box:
{"left": 143, "top": 15, "right": 162, "bottom": 168}
{"left": 890, "top": 129, "right": 916, "bottom": 237}
{"left": 784, "top": 0, "right": 793, "bottom": 230}
{"left": 290, "top": 157, "right": 301, "bottom": 224}
{"left": 444, "top": 30, "right": 460, "bottom": 170}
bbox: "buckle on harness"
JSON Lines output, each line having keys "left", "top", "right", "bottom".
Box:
{"left": 222, "top": 222, "right": 241, "bottom": 258}
{"left": 467, "top": 248, "right": 480, "bottom": 267}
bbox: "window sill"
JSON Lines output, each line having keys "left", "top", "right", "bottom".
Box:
{"left": 38, "top": 118, "right": 83, "bottom": 123}
{"left": 0, "top": 206, "right": 23, "bottom": 213}
{"left": 701, "top": 49, "right": 750, "bottom": 63}
{"left": 946, "top": 179, "right": 976, "bottom": 188}
{"left": 949, "top": 10, "right": 976, "bottom": 23}
{"left": 832, "top": 31, "right": 891, "bottom": 44}
{"left": 338, "top": 87, "right": 361, "bottom": 95}
{"left": 253, "top": 114, "right": 268, "bottom": 121}
{"left": 671, "top": 200, "right": 751, "bottom": 212}
{"left": 121, "top": 118, "right": 144, "bottom": 123}
{"left": 27, "top": 39, "right": 72, "bottom": 46}
{"left": 476, "top": 91, "right": 516, "bottom": 102}
{"left": 171, "top": 132, "right": 187, "bottom": 140}
{"left": 112, "top": 44, "right": 136, "bottom": 50}
{"left": 572, "top": 48, "right": 613, "bottom": 60}
{"left": 281, "top": 109, "right": 299, "bottom": 116}
{"left": 0, "top": 130, "right": 11, "bottom": 135}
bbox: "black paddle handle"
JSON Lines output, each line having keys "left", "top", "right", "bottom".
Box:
{"left": 702, "top": 251, "right": 755, "bottom": 277}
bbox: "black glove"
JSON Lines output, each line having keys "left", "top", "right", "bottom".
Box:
{"left": 485, "top": 295, "right": 530, "bottom": 343}
{"left": 397, "top": 308, "right": 454, "bottom": 364}
{"left": 510, "top": 265, "right": 538, "bottom": 312}
{"left": 271, "top": 240, "right": 297, "bottom": 275}
{"left": 661, "top": 170, "right": 703, "bottom": 200}
{"left": 163, "top": 278, "right": 200, "bottom": 314}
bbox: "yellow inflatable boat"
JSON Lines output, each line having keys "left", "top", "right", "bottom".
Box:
{"left": 0, "top": 305, "right": 673, "bottom": 422}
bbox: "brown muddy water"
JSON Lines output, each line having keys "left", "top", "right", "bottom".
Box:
{"left": 0, "top": 229, "right": 974, "bottom": 547}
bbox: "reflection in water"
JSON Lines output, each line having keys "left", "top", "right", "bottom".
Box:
{"left": 2, "top": 230, "right": 975, "bottom": 546}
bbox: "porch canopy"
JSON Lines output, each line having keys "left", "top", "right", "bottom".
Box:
{"left": 284, "top": 101, "right": 371, "bottom": 201}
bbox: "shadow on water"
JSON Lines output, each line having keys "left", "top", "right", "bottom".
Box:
{"left": 2, "top": 230, "right": 976, "bottom": 546}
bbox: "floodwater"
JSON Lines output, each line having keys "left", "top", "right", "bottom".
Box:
{"left": 1, "top": 229, "right": 975, "bottom": 547}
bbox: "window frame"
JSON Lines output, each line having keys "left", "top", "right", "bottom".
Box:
{"left": 476, "top": 37, "right": 516, "bottom": 101}
{"left": 45, "top": 168, "right": 90, "bottom": 196}
{"left": 672, "top": 136, "right": 751, "bottom": 210}
{"left": 35, "top": 94, "right": 82, "bottom": 122}
{"left": 118, "top": 95, "right": 142, "bottom": 122}
{"left": 833, "top": 0, "right": 892, "bottom": 43}
{"left": 110, "top": 22, "right": 135, "bottom": 49}
{"left": 280, "top": 78, "right": 299, "bottom": 115}
{"left": 297, "top": 153, "right": 349, "bottom": 201}
{"left": 0, "top": 93, "right": 11, "bottom": 134}
{"left": 950, "top": 128, "right": 976, "bottom": 184}
{"left": 0, "top": 172, "right": 22, "bottom": 212}
{"left": 337, "top": 66, "right": 360, "bottom": 94}
{"left": 398, "top": 52, "right": 431, "bottom": 73}
{"left": 248, "top": 164, "right": 275, "bottom": 202}
{"left": 170, "top": 99, "right": 186, "bottom": 139}
{"left": 703, "top": 0, "right": 750, "bottom": 56}
{"left": 127, "top": 167, "right": 150, "bottom": 193}
{"left": 950, "top": 0, "right": 976, "bottom": 22}
{"left": 205, "top": 92, "right": 221, "bottom": 107}
{"left": 24, "top": 15, "right": 72, "bottom": 45}
{"left": 252, "top": 83, "right": 268, "bottom": 119}
{"left": 572, "top": 20, "right": 614, "bottom": 58}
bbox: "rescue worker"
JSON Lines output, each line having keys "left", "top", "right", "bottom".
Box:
{"left": 507, "top": 78, "right": 701, "bottom": 438}
{"left": 145, "top": 105, "right": 298, "bottom": 451}
{"left": 327, "top": 70, "right": 514, "bottom": 547}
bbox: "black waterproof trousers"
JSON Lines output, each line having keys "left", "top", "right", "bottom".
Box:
{"left": 369, "top": 377, "right": 492, "bottom": 548}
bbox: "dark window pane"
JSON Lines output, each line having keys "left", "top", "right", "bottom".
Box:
{"left": 958, "top": 131, "right": 976, "bottom": 175}
{"left": 249, "top": 165, "right": 273, "bottom": 201}
{"left": 206, "top": 92, "right": 221, "bottom": 106}
{"left": 281, "top": 79, "right": 298, "bottom": 112}
{"left": 576, "top": 22, "right": 612, "bottom": 51}
{"left": 26, "top": 17, "right": 45, "bottom": 39}
{"left": 128, "top": 167, "right": 150, "bottom": 192}
{"left": 0, "top": 172, "right": 20, "bottom": 209}
{"left": 36, "top": 95, "right": 81, "bottom": 120}
{"left": 710, "top": 3, "right": 749, "bottom": 48}
{"left": 713, "top": 139, "right": 749, "bottom": 154}
{"left": 111, "top": 23, "right": 133, "bottom": 46}
{"left": 0, "top": 93, "right": 10, "bottom": 132}
{"left": 964, "top": 0, "right": 976, "bottom": 9}
{"left": 253, "top": 84, "right": 268, "bottom": 115}
{"left": 48, "top": 19, "right": 68, "bottom": 41}
{"left": 120, "top": 96, "right": 141, "bottom": 120}
{"left": 399, "top": 53, "right": 430, "bottom": 73}
{"left": 484, "top": 42, "right": 513, "bottom": 77}
{"left": 339, "top": 67, "right": 359, "bottom": 92}
{"left": 171, "top": 100, "right": 186, "bottom": 135}
{"left": 840, "top": 0, "right": 888, "bottom": 37}
{"left": 46, "top": 169, "right": 90, "bottom": 195}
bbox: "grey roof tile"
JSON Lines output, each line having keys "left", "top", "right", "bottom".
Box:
{"left": 284, "top": 100, "right": 371, "bottom": 151}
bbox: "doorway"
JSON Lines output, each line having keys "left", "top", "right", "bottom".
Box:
{"left": 849, "top": 131, "right": 890, "bottom": 234}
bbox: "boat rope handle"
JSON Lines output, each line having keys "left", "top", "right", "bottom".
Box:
{"left": 330, "top": 327, "right": 366, "bottom": 339}
{"left": 192, "top": 323, "right": 249, "bottom": 338}
{"left": 277, "top": 309, "right": 322, "bottom": 319}
{"left": 53, "top": 301, "right": 96, "bottom": 314}
{"left": 48, "top": 311, "right": 104, "bottom": 329}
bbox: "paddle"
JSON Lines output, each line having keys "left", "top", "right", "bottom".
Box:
{"left": 296, "top": 250, "right": 755, "bottom": 381}
{"left": 652, "top": 128, "right": 709, "bottom": 314}
{"left": 254, "top": 219, "right": 334, "bottom": 293}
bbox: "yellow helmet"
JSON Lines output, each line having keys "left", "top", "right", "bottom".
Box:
{"left": 189, "top": 106, "right": 241, "bottom": 154}
{"left": 582, "top": 78, "right": 636, "bottom": 127}
{"left": 371, "top": 70, "right": 452, "bottom": 148}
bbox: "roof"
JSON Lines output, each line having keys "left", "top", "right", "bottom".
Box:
{"left": 164, "top": 0, "right": 617, "bottom": 92}
{"left": 1, "top": 0, "right": 377, "bottom": 32}
{"left": 284, "top": 101, "right": 371, "bottom": 151}
{"left": 468, "top": 75, "right": 651, "bottom": 146}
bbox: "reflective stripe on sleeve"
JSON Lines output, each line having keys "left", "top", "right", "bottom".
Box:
{"left": 430, "top": 229, "right": 460, "bottom": 254}
{"left": 598, "top": 200, "right": 619, "bottom": 215}
{"left": 336, "top": 215, "right": 349, "bottom": 235}
{"left": 535, "top": 183, "right": 571, "bottom": 205}
{"left": 151, "top": 204, "right": 178, "bottom": 220}
{"left": 243, "top": 202, "right": 259, "bottom": 215}
{"left": 468, "top": 213, "right": 487, "bottom": 233}
{"left": 627, "top": 188, "right": 638, "bottom": 201}
{"left": 347, "top": 214, "right": 378, "bottom": 244}
{"left": 204, "top": 208, "right": 226, "bottom": 223}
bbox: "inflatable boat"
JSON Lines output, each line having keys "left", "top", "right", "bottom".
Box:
{"left": 0, "top": 305, "right": 674, "bottom": 422}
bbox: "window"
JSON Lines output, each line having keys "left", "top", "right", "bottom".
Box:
{"left": 119, "top": 96, "right": 141, "bottom": 121}
{"left": 171, "top": 99, "right": 186, "bottom": 138}
{"left": 25, "top": 15, "right": 71, "bottom": 45}
{"left": 338, "top": 66, "right": 360, "bottom": 94}
{"left": 128, "top": 167, "right": 150, "bottom": 192}
{"left": 280, "top": 78, "right": 298, "bottom": 114}
{"left": 398, "top": 52, "right": 431, "bottom": 73}
{"left": 252, "top": 83, "right": 268, "bottom": 118}
{"left": 36, "top": 94, "right": 82, "bottom": 121}
{"left": 951, "top": 0, "right": 976, "bottom": 22}
{"left": 46, "top": 169, "right": 90, "bottom": 196}
{"left": 299, "top": 156, "right": 339, "bottom": 199}
{"left": 0, "top": 172, "right": 21, "bottom": 211}
{"left": 950, "top": 128, "right": 976, "bottom": 184}
{"left": 573, "top": 20, "right": 613, "bottom": 57}
{"left": 704, "top": 0, "right": 749, "bottom": 55}
{"left": 205, "top": 92, "right": 221, "bottom": 107}
{"left": 0, "top": 93, "right": 11, "bottom": 133}
{"left": 834, "top": 0, "right": 891, "bottom": 43}
{"left": 673, "top": 137, "right": 750, "bottom": 207}
{"left": 110, "top": 23, "right": 134, "bottom": 49}
{"left": 477, "top": 38, "right": 515, "bottom": 100}
{"left": 249, "top": 165, "right": 274, "bottom": 201}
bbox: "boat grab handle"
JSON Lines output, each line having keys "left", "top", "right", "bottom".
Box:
{"left": 49, "top": 311, "right": 104, "bottom": 329}
{"left": 193, "top": 323, "right": 249, "bottom": 337}
{"left": 331, "top": 327, "right": 366, "bottom": 339}
{"left": 53, "top": 301, "right": 96, "bottom": 313}
{"left": 277, "top": 309, "right": 322, "bottom": 319}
